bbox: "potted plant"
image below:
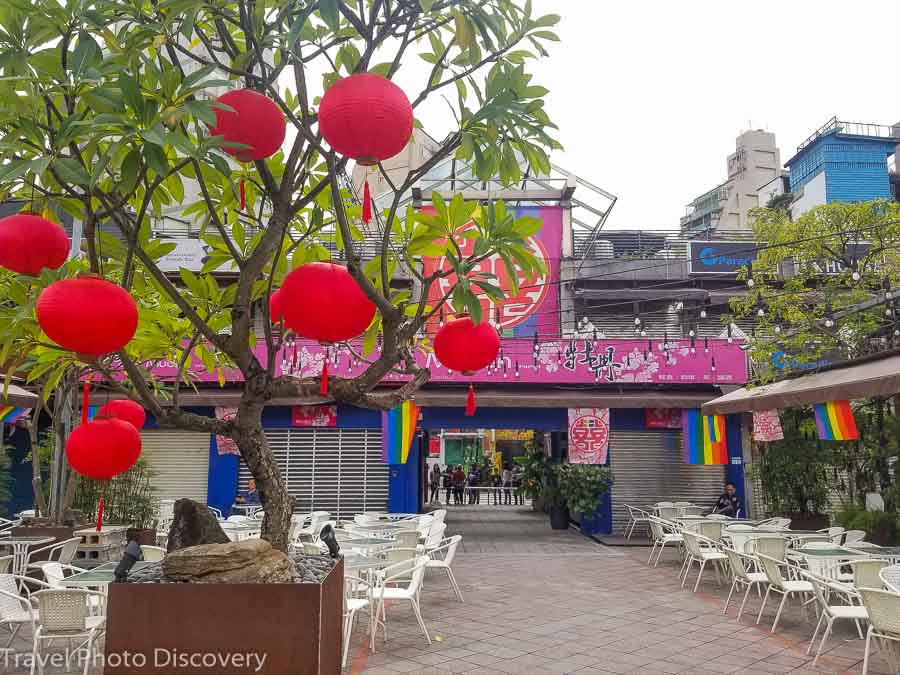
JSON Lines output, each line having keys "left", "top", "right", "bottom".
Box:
{"left": 514, "top": 444, "right": 550, "bottom": 512}
{"left": 73, "top": 458, "right": 159, "bottom": 544}
{"left": 753, "top": 430, "right": 833, "bottom": 531}
{"left": 554, "top": 464, "right": 613, "bottom": 531}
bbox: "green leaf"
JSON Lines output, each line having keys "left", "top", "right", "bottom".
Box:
{"left": 319, "top": 0, "right": 341, "bottom": 30}
{"left": 52, "top": 158, "right": 91, "bottom": 186}
{"left": 184, "top": 100, "right": 218, "bottom": 126}
{"left": 143, "top": 144, "right": 168, "bottom": 176}
{"left": 72, "top": 32, "right": 102, "bottom": 78}
{"left": 120, "top": 149, "right": 141, "bottom": 193}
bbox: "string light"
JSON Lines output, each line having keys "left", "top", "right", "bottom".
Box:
{"left": 634, "top": 316, "right": 642, "bottom": 326}
{"left": 851, "top": 270, "right": 861, "bottom": 282}
{"left": 704, "top": 337, "right": 709, "bottom": 354}
{"left": 727, "top": 323, "right": 733, "bottom": 344}
{"left": 711, "top": 356, "right": 717, "bottom": 371}
{"left": 746, "top": 262, "right": 754, "bottom": 288}
{"left": 824, "top": 303, "right": 835, "bottom": 328}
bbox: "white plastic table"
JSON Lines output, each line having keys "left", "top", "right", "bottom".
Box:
{"left": 0, "top": 535, "right": 53, "bottom": 575}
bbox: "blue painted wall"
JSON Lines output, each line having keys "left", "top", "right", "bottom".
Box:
{"left": 387, "top": 437, "right": 421, "bottom": 514}
{"left": 2, "top": 425, "right": 35, "bottom": 518}
{"left": 787, "top": 133, "right": 896, "bottom": 203}
{"left": 726, "top": 413, "right": 746, "bottom": 511}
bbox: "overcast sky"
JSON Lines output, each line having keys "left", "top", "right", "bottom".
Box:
{"left": 414, "top": 1, "right": 899, "bottom": 232}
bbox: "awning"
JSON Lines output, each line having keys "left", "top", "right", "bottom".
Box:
{"left": 123, "top": 387, "right": 724, "bottom": 410}
{"left": 702, "top": 353, "right": 900, "bottom": 416}
{"left": 1, "top": 383, "right": 38, "bottom": 408}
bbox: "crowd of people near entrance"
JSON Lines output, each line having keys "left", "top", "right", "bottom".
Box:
{"left": 427, "top": 461, "right": 524, "bottom": 505}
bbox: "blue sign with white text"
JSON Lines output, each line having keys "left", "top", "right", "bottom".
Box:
{"left": 689, "top": 241, "right": 760, "bottom": 275}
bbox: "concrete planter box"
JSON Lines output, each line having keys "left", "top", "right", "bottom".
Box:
{"left": 104, "top": 559, "right": 343, "bottom": 674}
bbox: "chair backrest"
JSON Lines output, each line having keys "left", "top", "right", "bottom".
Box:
{"left": 431, "top": 509, "right": 447, "bottom": 526}
{"left": 726, "top": 524, "right": 755, "bottom": 532}
{"left": 843, "top": 529, "right": 866, "bottom": 543}
{"left": 41, "top": 562, "right": 67, "bottom": 588}
{"left": 0, "top": 574, "right": 30, "bottom": 618}
{"left": 443, "top": 535, "right": 462, "bottom": 567}
{"left": 53, "top": 538, "right": 82, "bottom": 565}
{"left": 681, "top": 506, "right": 705, "bottom": 517}
{"left": 850, "top": 559, "right": 888, "bottom": 590}
{"left": 647, "top": 517, "right": 666, "bottom": 542}
{"left": 33, "top": 589, "right": 90, "bottom": 632}
{"left": 424, "top": 522, "right": 446, "bottom": 549}
{"left": 756, "top": 554, "right": 787, "bottom": 590}
{"left": 673, "top": 501, "right": 693, "bottom": 507}
{"left": 680, "top": 531, "right": 705, "bottom": 557}
{"left": 697, "top": 521, "right": 723, "bottom": 542}
{"left": 655, "top": 502, "right": 674, "bottom": 508}
{"left": 658, "top": 507, "right": 678, "bottom": 521}
{"left": 384, "top": 547, "right": 418, "bottom": 581}
{"left": 859, "top": 588, "right": 900, "bottom": 637}
{"left": 801, "top": 571, "right": 845, "bottom": 619}
{"left": 140, "top": 546, "right": 166, "bottom": 562}
{"left": 394, "top": 530, "right": 419, "bottom": 549}
{"left": 226, "top": 515, "right": 251, "bottom": 523}
{"left": 724, "top": 548, "right": 753, "bottom": 582}
{"left": 252, "top": 510, "right": 266, "bottom": 520}
{"left": 879, "top": 564, "right": 900, "bottom": 593}
{"left": 758, "top": 517, "right": 791, "bottom": 530}
{"left": 750, "top": 536, "right": 787, "bottom": 561}
{"left": 706, "top": 513, "right": 729, "bottom": 521}
{"left": 799, "top": 541, "right": 835, "bottom": 550}
{"left": 0, "top": 555, "right": 10, "bottom": 574}
{"left": 821, "top": 526, "right": 845, "bottom": 537}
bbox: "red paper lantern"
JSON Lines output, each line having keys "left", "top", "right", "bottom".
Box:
{"left": 280, "top": 262, "right": 376, "bottom": 343}
{"left": 318, "top": 73, "right": 414, "bottom": 165}
{"left": 434, "top": 315, "right": 500, "bottom": 374}
{"left": 37, "top": 276, "right": 138, "bottom": 355}
{"left": 66, "top": 417, "right": 141, "bottom": 480}
{"left": 97, "top": 400, "right": 146, "bottom": 431}
{"left": 210, "top": 89, "right": 287, "bottom": 162}
{"left": 269, "top": 289, "right": 284, "bottom": 323}
{"left": 0, "top": 214, "right": 69, "bottom": 276}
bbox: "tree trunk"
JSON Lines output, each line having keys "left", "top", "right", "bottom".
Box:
{"left": 232, "top": 399, "right": 294, "bottom": 552}
{"left": 28, "top": 416, "right": 47, "bottom": 518}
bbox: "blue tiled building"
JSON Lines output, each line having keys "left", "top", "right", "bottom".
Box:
{"left": 785, "top": 117, "right": 899, "bottom": 216}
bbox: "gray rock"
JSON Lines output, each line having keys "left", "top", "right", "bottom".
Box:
{"left": 166, "top": 499, "right": 230, "bottom": 552}
{"left": 163, "top": 539, "right": 298, "bottom": 584}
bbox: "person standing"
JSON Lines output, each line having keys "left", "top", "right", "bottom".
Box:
{"left": 501, "top": 462, "right": 513, "bottom": 505}
{"left": 512, "top": 465, "right": 523, "bottom": 505}
{"left": 452, "top": 465, "right": 466, "bottom": 505}
{"left": 443, "top": 465, "right": 453, "bottom": 505}
{"left": 429, "top": 464, "right": 441, "bottom": 504}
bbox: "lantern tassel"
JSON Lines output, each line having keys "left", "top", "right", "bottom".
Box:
{"left": 465, "top": 384, "right": 476, "bottom": 417}
{"left": 81, "top": 375, "right": 92, "bottom": 425}
{"left": 362, "top": 178, "right": 372, "bottom": 225}
{"left": 239, "top": 177, "right": 246, "bottom": 210}
{"left": 96, "top": 497, "right": 104, "bottom": 532}
{"left": 320, "top": 360, "right": 329, "bottom": 396}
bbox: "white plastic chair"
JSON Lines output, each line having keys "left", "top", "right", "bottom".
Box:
{"left": 0, "top": 556, "right": 11, "bottom": 574}
{"left": 681, "top": 531, "right": 727, "bottom": 592}
{"left": 798, "top": 541, "right": 844, "bottom": 580}
{"left": 430, "top": 509, "right": 447, "bottom": 528}
{"left": 24, "top": 537, "right": 81, "bottom": 571}
{"left": 819, "top": 526, "right": 845, "bottom": 541}
{"left": 804, "top": 572, "right": 867, "bottom": 665}
{"left": 41, "top": 563, "right": 87, "bottom": 588}
{"left": 371, "top": 556, "right": 431, "bottom": 647}
{"left": 140, "top": 546, "right": 166, "bottom": 562}
{"left": 425, "top": 535, "right": 463, "bottom": 602}
{"left": 755, "top": 554, "right": 814, "bottom": 633}
{"left": 758, "top": 517, "right": 792, "bottom": 530}
{"left": 31, "top": 589, "right": 106, "bottom": 675}
{"left": 226, "top": 515, "right": 252, "bottom": 523}
{"left": 646, "top": 516, "right": 682, "bottom": 567}
{"left": 342, "top": 574, "right": 371, "bottom": 669}
{"left": 654, "top": 502, "right": 674, "bottom": 508}
{"left": 723, "top": 548, "right": 768, "bottom": 621}
{"left": 843, "top": 530, "right": 867, "bottom": 544}
{"left": 850, "top": 560, "right": 889, "bottom": 591}
{"left": 657, "top": 506, "right": 678, "bottom": 522}
{"left": 706, "top": 513, "right": 729, "bottom": 521}
{"left": 623, "top": 504, "right": 651, "bottom": 539}
{"left": 858, "top": 588, "right": 900, "bottom": 675}
{"left": 879, "top": 564, "right": 900, "bottom": 593}
{"left": 421, "top": 522, "right": 447, "bottom": 554}
{"left": 724, "top": 524, "right": 755, "bottom": 554}
{"left": 749, "top": 536, "right": 787, "bottom": 561}
{"left": 0, "top": 574, "right": 50, "bottom": 648}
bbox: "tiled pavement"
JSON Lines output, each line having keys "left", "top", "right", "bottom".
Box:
{"left": 346, "top": 506, "right": 898, "bottom": 675}
{"left": 6, "top": 507, "right": 897, "bottom": 673}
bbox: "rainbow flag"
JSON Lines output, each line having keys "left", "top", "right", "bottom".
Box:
{"left": 682, "top": 409, "right": 728, "bottom": 465}
{"left": 382, "top": 400, "right": 419, "bottom": 464}
{"left": 814, "top": 400, "right": 858, "bottom": 441}
{"left": 0, "top": 406, "right": 28, "bottom": 424}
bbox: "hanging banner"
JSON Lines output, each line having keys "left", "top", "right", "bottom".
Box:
{"left": 567, "top": 408, "right": 610, "bottom": 464}
{"left": 214, "top": 407, "right": 240, "bottom": 456}
{"left": 753, "top": 409, "right": 784, "bottom": 442}
{"left": 682, "top": 409, "right": 728, "bottom": 465}
{"left": 291, "top": 404, "right": 337, "bottom": 427}
{"left": 814, "top": 400, "right": 859, "bottom": 441}
{"left": 428, "top": 436, "right": 441, "bottom": 457}
{"left": 645, "top": 408, "right": 682, "bottom": 429}
{"left": 0, "top": 406, "right": 29, "bottom": 425}
{"left": 382, "top": 400, "right": 419, "bottom": 464}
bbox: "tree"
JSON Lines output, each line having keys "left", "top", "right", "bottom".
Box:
{"left": 732, "top": 200, "right": 900, "bottom": 378}
{"left": 0, "top": 0, "right": 561, "bottom": 549}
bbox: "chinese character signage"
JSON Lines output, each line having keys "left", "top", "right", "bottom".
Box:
{"left": 568, "top": 408, "right": 609, "bottom": 465}
{"left": 291, "top": 405, "right": 337, "bottom": 427}
{"left": 752, "top": 409, "right": 784, "bottom": 442}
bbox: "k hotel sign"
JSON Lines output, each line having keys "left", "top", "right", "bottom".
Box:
{"left": 688, "top": 241, "right": 760, "bottom": 275}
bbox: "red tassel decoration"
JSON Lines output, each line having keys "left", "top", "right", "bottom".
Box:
{"left": 81, "top": 377, "right": 92, "bottom": 424}
{"left": 362, "top": 178, "right": 372, "bottom": 225}
{"left": 96, "top": 496, "right": 105, "bottom": 532}
{"left": 465, "top": 384, "right": 476, "bottom": 416}
{"left": 320, "top": 360, "right": 329, "bottom": 396}
{"left": 239, "top": 177, "right": 246, "bottom": 210}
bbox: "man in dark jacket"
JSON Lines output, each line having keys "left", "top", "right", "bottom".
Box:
{"left": 713, "top": 482, "right": 741, "bottom": 517}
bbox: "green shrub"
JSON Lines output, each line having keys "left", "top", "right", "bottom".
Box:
{"left": 556, "top": 464, "right": 612, "bottom": 516}
{"left": 836, "top": 507, "right": 900, "bottom": 545}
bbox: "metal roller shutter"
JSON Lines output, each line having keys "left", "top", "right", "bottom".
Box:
{"left": 140, "top": 430, "right": 210, "bottom": 503}
{"left": 609, "top": 430, "right": 726, "bottom": 532}
{"left": 238, "top": 428, "right": 388, "bottom": 518}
